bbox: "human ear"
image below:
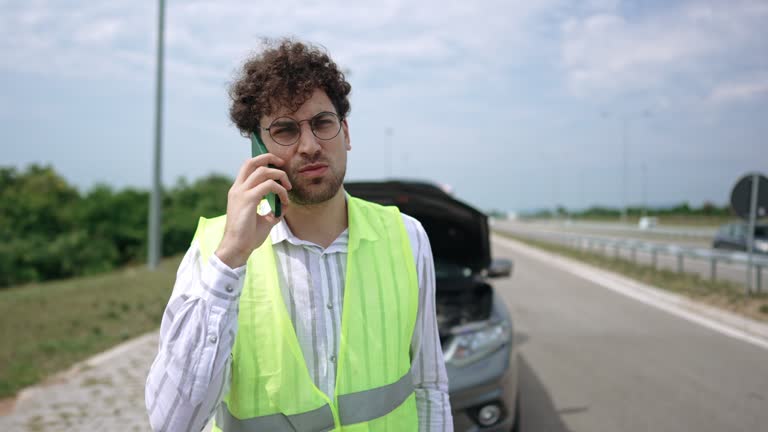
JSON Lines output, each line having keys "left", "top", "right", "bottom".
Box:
{"left": 342, "top": 119, "right": 351, "bottom": 150}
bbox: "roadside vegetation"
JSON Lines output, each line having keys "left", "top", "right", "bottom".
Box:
{"left": 0, "top": 254, "right": 181, "bottom": 399}
{"left": 0, "top": 163, "right": 232, "bottom": 399}
{"left": 0, "top": 164, "right": 230, "bottom": 289}
{"left": 495, "top": 231, "right": 768, "bottom": 323}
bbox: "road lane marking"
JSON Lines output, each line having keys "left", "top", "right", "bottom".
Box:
{"left": 493, "top": 235, "right": 768, "bottom": 352}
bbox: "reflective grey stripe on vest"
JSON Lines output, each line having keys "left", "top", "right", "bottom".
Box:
{"left": 217, "top": 370, "right": 413, "bottom": 431}
{"left": 216, "top": 402, "right": 334, "bottom": 432}
{"left": 337, "top": 370, "right": 414, "bottom": 425}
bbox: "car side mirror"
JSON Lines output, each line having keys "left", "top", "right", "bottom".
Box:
{"left": 488, "top": 258, "right": 513, "bottom": 278}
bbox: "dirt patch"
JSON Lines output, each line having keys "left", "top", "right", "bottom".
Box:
{"left": 0, "top": 395, "right": 17, "bottom": 415}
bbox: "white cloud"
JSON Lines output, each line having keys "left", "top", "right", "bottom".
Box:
{"left": 560, "top": 0, "right": 768, "bottom": 99}
{"left": 0, "top": 0, "right": 561, "bottom": 90}
{"left": 73, "top": 19, "right": 123, "bottom": 45}
{"left": 710, "top": 76, "right": 768, "bottom": 103}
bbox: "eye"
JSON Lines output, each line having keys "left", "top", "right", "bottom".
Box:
{"left": 312, "top": 114, "right": 338, "bottom": 130}
{"left": 271, "top": 122, "right": 299, "bottom": 137}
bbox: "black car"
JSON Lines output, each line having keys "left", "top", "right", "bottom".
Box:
{"left": 712, "top": 222, "right": 768, "bottom": 255}
{"left": 345, "top": 180, "right": 520, "bottom": 432}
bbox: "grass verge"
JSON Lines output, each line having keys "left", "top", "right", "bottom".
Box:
{"left": 494, "top": 231, "right": 768, "bottom": 323}
{"left": 0, "top": 255, "right": 181, "bottom": 399}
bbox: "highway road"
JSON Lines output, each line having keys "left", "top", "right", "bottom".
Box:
{"left": 492, "top": 236, "right": 768, "bottom": 432}
{"left": 493, "top": 219, "right": 764, "bottom": 290}
{"left": 503, "top": 220, "right": 714, "bottom": 248}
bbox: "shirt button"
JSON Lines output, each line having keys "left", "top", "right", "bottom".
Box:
{"left": 208, "top": 335, "right": 218, "bottom": 344}
{"left": 330, "top": 355, "right": 336, "bottom": 363}
{"left": 326, "top": 303, "right": 333, "bottom": 310}
{"left": 225, "top": 285, "right": 233, "bottom": 293}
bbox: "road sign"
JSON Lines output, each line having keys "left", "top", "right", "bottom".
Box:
{"left": 730, "top": 174, "right": 768, "bottom": 220}
{"left": 730, "top": 172, "right": 768, "bottom": 294}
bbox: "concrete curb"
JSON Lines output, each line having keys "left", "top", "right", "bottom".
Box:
{"left": 492, "top": 235, "right": 768, "bottom": 350}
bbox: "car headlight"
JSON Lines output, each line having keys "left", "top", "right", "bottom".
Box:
{"left": 444, "top": 320, "right": 511, "bottom": 367}
{"left": 755, "top": 240, "right": 768, "bottom": 253}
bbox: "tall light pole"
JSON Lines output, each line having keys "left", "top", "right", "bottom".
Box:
{"left": 641, "top": 163, "right": 648, "bottom": 217}
{"left": 148, "top": 0, "right": 165, "bottom": 269}
{"left": 621, "top": 117, "right": 628, "bottom": 223}
{"left": 601, "top": 109, "right": 651, "bottom": 224}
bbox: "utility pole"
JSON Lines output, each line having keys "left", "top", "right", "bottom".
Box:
{"left": 621, "top": 117, "right": 628, "bottom": 223}
{"left": 148, "top": 0, "right": 165, "bottom": 269}
{"left": 641, "top": 163, "right": 648, "bottom": 217}
{"left": 601, "top": 109, "right": 651, "bottom": 224}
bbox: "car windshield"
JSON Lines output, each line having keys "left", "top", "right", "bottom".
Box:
{"left": 756, "top": 225, "right": 767, "bottom": 237}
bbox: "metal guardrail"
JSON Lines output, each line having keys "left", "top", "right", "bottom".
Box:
{"left": 538, "top": 220, "right": 716, "bottom": 240}
{"left": 495, "top": 227, "right": 768, "bottom": 293}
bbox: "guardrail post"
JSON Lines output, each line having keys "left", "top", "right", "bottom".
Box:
{"left": 651, "top": 250, "right": 657, "bottom": 270}
{"left": 631, "top": 247, "right": 636, "bottom": 263}
{"left": 677, "top": 253, "right": 684, "bottom": 273}
{"left": 757, "top": 266, "right": 763, "bottom": 293}
{"left": 710, "top": 258, "right": 717, "bottom": 281}
{"left": 614, "top": 245, "right": 619, "bottom": 259}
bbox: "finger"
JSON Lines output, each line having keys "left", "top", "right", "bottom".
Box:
{"left": 242, "top": 165, "right": 292, "bottom": 191}
{"left": 246, "top": 179, "right": 291, "bottom": 208}
{"left": 259, "top": 211, "right": 282, "bottom": 225}
{"left": 235, "top": 154, "right": 286, "bottom": 185}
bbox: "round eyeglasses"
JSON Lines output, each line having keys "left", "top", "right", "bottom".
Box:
{"left": 258, "top": 111, "right": 343, "bottom": 146}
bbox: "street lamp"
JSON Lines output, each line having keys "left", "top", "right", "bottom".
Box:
{"left": 148, "top": 0, "right": 165, "bottom": 269}
{"left": 600, "top": 109, "right": 651, "bottom": 224}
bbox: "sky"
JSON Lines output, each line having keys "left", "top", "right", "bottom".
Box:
{"left": 1, "top": 0, "right": 767, "bottom": 213}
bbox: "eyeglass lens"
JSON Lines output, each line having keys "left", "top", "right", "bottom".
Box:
{"left": 269, "top": 112, "right": 341, "bottom": 145}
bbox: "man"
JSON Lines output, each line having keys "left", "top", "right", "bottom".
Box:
{"left": 145, "top": 39, "right": 452, "bottom": 432}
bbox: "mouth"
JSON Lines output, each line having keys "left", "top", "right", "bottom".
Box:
{"left": 298, "top": 163, "right": 328, "bottom": 177}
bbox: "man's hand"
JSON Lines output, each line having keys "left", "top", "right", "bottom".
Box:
{"left": 215, "top": 154, "right": 292, "bottom": 268}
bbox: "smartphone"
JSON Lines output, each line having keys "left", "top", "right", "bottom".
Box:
{"left": 250, "top": 132, "right": 282, "bottom": 217}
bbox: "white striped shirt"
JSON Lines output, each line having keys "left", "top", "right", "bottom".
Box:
{"left": 145, "top": 210, "right": 453, "bottom": 431}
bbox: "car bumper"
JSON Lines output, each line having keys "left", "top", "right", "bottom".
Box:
{"left": 447, "top": 343, "right": 519, "bottom": 432}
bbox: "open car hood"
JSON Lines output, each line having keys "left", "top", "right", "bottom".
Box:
{"left": 344, "top": 180, "right": 491, "bottom": 274}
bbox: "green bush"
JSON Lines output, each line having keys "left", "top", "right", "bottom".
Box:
{"left": 0, "top": 165, "right": 231, "bottom": 288}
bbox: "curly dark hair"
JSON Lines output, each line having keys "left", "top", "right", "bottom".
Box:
{"left": 229, "top": 38, "right": 352, "bottom": 137}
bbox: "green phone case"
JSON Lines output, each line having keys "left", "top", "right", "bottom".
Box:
{"left": 249, "top": 132, "right": 282, "bottom": 217}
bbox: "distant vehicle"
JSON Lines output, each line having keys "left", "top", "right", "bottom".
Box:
{"left": 638, "top": 216, "right": 659, "bottom": 230}
{"left": 712, "top": 222, "right": 768, "bottom": 254}
{"left": 345, "top": 180, "right": 520, "bottom": 432}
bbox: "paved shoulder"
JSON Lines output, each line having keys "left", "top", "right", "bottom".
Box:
{"left": 0, "top": 332, "right": 159, "bottom": 431}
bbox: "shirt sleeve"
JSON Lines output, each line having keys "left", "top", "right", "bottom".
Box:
{"left": 145, "top": 240, "right": 245, "bottom": 432}
{"left": 402, "top": 215, "right": 454, "bottom": 431}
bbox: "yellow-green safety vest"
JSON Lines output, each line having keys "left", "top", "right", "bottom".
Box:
{"left": 193, "top": 195, "right": 420, "bottom": 431}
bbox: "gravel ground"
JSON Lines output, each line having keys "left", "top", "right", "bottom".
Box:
{"left": 0, "top": 331, "right": 169, "bottom": 432}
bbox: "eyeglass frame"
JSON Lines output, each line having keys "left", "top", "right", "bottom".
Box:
{"left": 256, "top": 111, "right": 344, "bottom": 146}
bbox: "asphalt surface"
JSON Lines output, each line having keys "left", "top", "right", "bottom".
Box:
{"left": 493, "top": 236, "right": 768, "bottom": 432}
{"left": 494, "top": 219, "right": 765, "bottom": 289}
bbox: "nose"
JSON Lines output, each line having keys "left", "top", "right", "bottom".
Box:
{"left": 296, "top": 121, "right": 322, "bottom": 156}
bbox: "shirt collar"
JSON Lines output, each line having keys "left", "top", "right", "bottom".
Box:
{"left": 270, "top": 191, "right": 377, "bottom": 249}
